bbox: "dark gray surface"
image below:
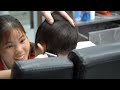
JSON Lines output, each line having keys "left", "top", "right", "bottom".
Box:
{"left": 76, "top": 11, "right": 120, "bottom": 45}
{"left": 77, "top": 21, "right": 120, "bottom": 40}
{"left": 89, "top": 27, "right": 120, "bottom": 45}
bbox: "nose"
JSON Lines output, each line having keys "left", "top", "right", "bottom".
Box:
{"left": 15, "top": 45, "right": 24, "bottom": 55}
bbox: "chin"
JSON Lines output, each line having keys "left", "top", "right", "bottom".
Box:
{"left": 23, "top": 56, "right": 28, "bottom": 60}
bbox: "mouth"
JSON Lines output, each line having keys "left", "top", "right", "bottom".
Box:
{"left": 15, "top": 55, "right": 26, "bottom": 61}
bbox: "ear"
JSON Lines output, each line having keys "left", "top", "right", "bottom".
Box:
{"left": 37, "top": 43, "right": 45, "bottom": 54}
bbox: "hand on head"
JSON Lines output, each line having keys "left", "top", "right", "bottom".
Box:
{"left": 40, "top": 11, "right": 75, "bottom": 27}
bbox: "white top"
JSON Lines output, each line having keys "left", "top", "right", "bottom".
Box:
{"left": 76, "top": 41, "right": 96, "bottom": 49}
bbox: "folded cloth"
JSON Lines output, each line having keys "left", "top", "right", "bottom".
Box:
{"left": 96, "top": 11, "right": 110, "bottom": 16}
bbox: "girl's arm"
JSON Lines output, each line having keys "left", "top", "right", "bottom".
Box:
{"left": 0, "top": 69, "right": 11, "bottom": 79}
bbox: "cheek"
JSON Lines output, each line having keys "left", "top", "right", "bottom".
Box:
{"left": 1, "top": 50, "right": 14, "bottom": 60}
{"left": 23, "top": 40, "right": 30, "bottom": 54}
{"left": 1, "top": 50, "right": 14, "bottom": 68}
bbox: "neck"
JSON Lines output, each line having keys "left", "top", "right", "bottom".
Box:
{"left": 57, "top": 53, "right": 68, "bottom": 57}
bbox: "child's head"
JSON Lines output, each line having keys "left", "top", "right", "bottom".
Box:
{"left": 35, "top": 13, "right": 78, "bottom": 56}
{"left": 0, "top": 15, "right": 30, "bottom": 69}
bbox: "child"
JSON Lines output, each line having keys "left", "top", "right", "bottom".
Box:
{"left": 0, "top": 15, "right": 35, "bottom": 70}
{"left": 35, "top": 12, "right": 78, "bottom": 57}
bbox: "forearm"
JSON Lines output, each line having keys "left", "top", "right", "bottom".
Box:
{"left": 0, "top": 69, "right": 11, "bottom": 79}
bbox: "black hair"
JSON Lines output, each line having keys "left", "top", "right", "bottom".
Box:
{"left": 0, "top": 15, "right": 36, "bottom": 60}
{"left": 35, "top": 12, "right": 78, "bottom": 55}
{"left": 0, "top": 15, "right": 26, "bottom": 48}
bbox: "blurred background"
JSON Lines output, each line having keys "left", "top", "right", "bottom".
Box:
{"left": 9, "top": 11, "right": 35, "bottom": 43}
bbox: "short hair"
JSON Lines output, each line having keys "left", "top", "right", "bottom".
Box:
{"left": 35, "top": 12, "right": 78, "bottom": 55}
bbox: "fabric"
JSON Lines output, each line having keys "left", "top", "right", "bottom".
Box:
{"left": 0, "top": 60, "right": 4, "bottom": 70}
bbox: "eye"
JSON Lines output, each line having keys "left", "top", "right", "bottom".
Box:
{"left": 20, "top": 38, "right": 26, "bottom": 43}
{"left": 5, "top": 44, "right": 14, "bottom": 49}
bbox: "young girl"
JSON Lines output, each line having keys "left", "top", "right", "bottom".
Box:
{"left": 0, "top": 15, "right": 36, "bottom": 78}
{"left": 0, "top": 15, "right": 36, "bottom": 70}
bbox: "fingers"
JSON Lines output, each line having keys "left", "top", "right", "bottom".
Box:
{"left": 37, "top": 43, "right": 44, "bottom": 54}
{"left": 58, "top": 11, "right": 75, "bottom": 27}
{"left": 41, "top": 11, "right": 54, "bottom": 24}
{"left": 40, "top": 11, "right": 75, "bottom": 26}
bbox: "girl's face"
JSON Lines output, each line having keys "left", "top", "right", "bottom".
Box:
{"left": 0, "top": 29, "right": 30, "bottom": 69}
